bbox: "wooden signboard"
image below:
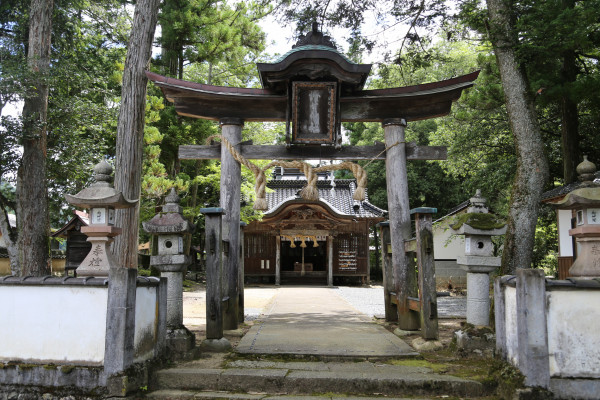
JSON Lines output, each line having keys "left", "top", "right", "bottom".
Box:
{"left": 292, "top": 81, "right": 337, "bottom": 144}
{"left": 338, "top": 250, "right": 358, "bottom": 271}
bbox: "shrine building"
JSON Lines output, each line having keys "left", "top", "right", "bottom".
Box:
{"left": 244, "top": 167, "right": 386, "bottom": 285}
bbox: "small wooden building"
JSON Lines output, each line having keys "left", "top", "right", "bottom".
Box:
{"left": 51, "top": 210, "right": 91, "bottom": 276}
{"left": 244, "top": 167, "right": 386, "bottom": 284}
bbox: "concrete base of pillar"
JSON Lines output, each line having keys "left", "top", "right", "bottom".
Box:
{"left": 166, "top": 327, "right": 195, "bottom": 360}
{"left": 200, "top": 337, "right": 232, "bottom": 353}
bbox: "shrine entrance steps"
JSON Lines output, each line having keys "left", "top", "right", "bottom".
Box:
{"left": 146, "top": 359, "right": 485, "bottom": 399}
{"left": 145, "top": 288, "right": 484, "bottom": 399}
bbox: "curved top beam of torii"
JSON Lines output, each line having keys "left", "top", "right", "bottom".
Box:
{"left": 146, "top": 70, "right": 480, "bottom": 123}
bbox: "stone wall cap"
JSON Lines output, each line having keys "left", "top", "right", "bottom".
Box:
{"left": 0, "top": 275, "right": 109, "bottom": 286}
{"left": 200, "top": 207, "right": 226, "bottom": 215}
{"left": 0, "top": 274, "right": 161, "bottom": 287}
{"left": 410, "top": 207, "right": 437, "bottom": 215}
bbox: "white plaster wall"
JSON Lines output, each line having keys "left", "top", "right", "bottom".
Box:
{"left": 557, "top": 209, "right": 573, "bottom": 257}
{"left": 134, "top": 286, "right": 158, "bottom": 363}
{"left": 547, "top": 290, "right": 600, "bottom": 378}
{"left": 504, "top": 286, "right": 518, "bottom": 366}
{"left": 433, "top": 222, "right": 465, "bottom": 260}
{"left": 0, "top": 285, "right": 107, "bottom": 364}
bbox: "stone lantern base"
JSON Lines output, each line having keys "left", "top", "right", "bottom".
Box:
{"left": 569, "top": 237, "right": 600, "bottom": 278}
{"left": 166, "top": 326, "right": 197, "bottom": 359}
{"left": 457, "top": 256, "right": 500, "bottom": 327}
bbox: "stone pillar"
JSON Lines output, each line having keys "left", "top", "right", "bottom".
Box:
{"left": 383, "top": 119, "right": 419, "bottom": 330}
{"left": 516, "top": 269, "right": 550, "bottom": 389}
{"left": 494, "top": 276, "right": 508, "bottom": 359}
{"left": 143, "top": 189, "right": 195, "bottom": 358}
{"left": 275, "top": 235, "right": 281, "bottom": 286}
{"left": 378, "top": 222, "right": 397, "bottom": 322}
{"left": 200, "top": 207, "right": 231, "bottom": 351}
{"left": 104, "top": 267, "right": 137, "bottom": 376}
{"left": 220, "top": 118, "right": 243, "bottom": 331}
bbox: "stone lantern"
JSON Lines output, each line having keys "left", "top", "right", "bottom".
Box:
{"left": 65, "top": 159, "right": 137, "bottom": 277}
{"left": 451, "top": 190, "right": 506, "bottom": 326}
{"left": 143, "top": 188, "right": 195, "bottom": 357}
{"left": 550, "top": 156, "right": 600, "bottom": 278}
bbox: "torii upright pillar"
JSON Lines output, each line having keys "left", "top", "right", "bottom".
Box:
{"left": 220, "top": 117, "right": 243, "bottom": 330}
{"left": 384, "top": 118, "right": 420, "bottom": 330}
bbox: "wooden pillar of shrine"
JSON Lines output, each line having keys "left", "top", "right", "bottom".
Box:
{"left": 383, "top": 118, "right": 419, "bottom": 330}
{"left": 327, "top": 235, "right": 334, "bottom": 287}
{"left": 275, "top": 235, "right": 281, "bottom": 286}
{"left": 220, "top": 117, "right": 243, "bottom": 330}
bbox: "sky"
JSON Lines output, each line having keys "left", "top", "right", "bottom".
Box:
{"left": 261, "top": 10, "right": 409, "bottom": 65}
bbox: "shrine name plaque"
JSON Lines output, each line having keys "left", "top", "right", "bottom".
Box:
{"left": 292, "top": 81, "right": 337, "bottom": 144}
{"left": 338, "top": 250, "right": 358, "bottom": 271}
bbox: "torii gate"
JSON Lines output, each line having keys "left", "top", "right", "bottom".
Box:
{"left": 147, "top": 24, "right": 478, "bottom": 335}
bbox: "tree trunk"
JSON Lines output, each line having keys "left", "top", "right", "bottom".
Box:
{"left": 559, "top": 0, "right": 579, "bottom": 184}
{"left": 16, "top": 0, "right": 54, "bottom": 276}
{"left": 486, "top": 0, "right": 549, "bottom": 274}
{"left": 111, "top": 0, "right": 160, "bottom": 269}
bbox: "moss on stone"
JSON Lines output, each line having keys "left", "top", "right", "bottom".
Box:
{"left": 60, "top": 365, "right": 76, "bottom": 374}
{"left": 18, "top": 363, "right": 37, "bottom": 370}
{"left": 42, "top": 364, "right": 57, "bottom": 370}
{"left": 388, "top": 358, "right": 449, "bottom": 373}
{"left": 450, "top": 213, "right": 506, "bottom": 231}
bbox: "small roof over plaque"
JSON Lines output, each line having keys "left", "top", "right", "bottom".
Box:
{"left": 257, "top": 22, "right": 372, "bottom": 94}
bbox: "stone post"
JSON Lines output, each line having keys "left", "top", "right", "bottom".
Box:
{"left": 104, "top": 267, "right": 137, "bottom": 376}
{"left": 516, "top": 269, "right": 550, "bottom": 388}
{"left": 200, "top": 207, "right": 231, "bottom": 351}
{"left": 452, "top": 190, "right": 506, "bottom": 326}
{"left": 220, "top": 118, "right": 243, "bottom": 331}
{"left": 383, "top": 119, "right": 419, "bottom": 330}
{"left": 142, "top": 189, "right": 194, "bottom": 358}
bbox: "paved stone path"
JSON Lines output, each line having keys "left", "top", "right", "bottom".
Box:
{"left": 236, "top": 287, "right": 417, "bottom": 357}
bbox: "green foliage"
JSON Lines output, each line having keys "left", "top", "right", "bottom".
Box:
{"left": 532, "top": 205, "right": 559, "bottom": 276}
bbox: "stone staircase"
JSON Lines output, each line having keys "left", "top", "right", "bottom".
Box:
{"left": 144, "top": 358, "right": 487, "bottom": 399}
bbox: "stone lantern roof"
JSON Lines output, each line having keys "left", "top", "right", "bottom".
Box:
{"left": 142, "top": 188, "right": 194, "bottom": 234}
{"left": 449, "top": 190, "right": 506, "bottom": 236}
{"left": 65, "top": 159, "right": 137, "bottom": 209}
{"left": 550, "top": 156, "right": 600, "bottom": 209}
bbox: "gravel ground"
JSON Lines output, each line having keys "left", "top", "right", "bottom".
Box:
{"left": 334, "top": 286, "right": 466, "bottom": 319}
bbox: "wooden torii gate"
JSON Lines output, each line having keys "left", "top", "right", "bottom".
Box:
{"left": 147, "top": 24, "right": 479, "bottom": 336}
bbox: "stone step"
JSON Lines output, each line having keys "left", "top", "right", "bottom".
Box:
{"left": 150, "top": 361, "right": 484, "bottom": 398}
{"left": 145, "top": 390, "right": 434, "bottom": 399}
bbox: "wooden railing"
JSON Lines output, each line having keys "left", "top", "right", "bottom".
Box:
{"left": 378, "top": 207, "right": 439, "bottom": 340}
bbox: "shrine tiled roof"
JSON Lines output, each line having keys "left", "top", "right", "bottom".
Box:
{"left": 265, "top": 178, "right": 386, "bottom": 218}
